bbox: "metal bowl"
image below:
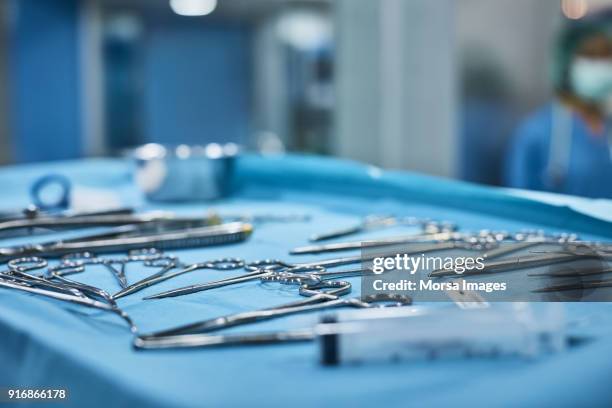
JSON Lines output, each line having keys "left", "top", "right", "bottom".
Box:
{"left": 133, "top": 143, "right": 239, "bottom": 202}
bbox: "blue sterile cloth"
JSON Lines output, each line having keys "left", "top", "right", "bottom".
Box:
{"left": 1, "top": 154, "right": 612, "bottom": 408}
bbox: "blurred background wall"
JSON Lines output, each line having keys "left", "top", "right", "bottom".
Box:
{"left": 456, "top": 0, "right": 561, "bottom": 185}
{"left": 0, "top": 0, "right": 607, "bottom": 185}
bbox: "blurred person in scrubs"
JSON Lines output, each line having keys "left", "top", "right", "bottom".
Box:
{"left": 506, "top": 9, "right": 612, "bottom": 198}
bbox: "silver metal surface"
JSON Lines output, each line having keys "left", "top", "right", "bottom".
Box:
{"left": 133, "top": 143, "right": 239, "bottom": 202}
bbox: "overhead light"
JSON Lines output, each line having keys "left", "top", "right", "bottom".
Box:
{"left": 277, "top": 11, "right": 332, "bottom": 51}
{"left": 169, "top": 0, "right": 217, "bottom": 17}
{"left": 561, "top": 0, "right": 588, "bottom": 20}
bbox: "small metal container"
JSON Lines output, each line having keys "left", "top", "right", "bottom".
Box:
{"left": 133, "top": 143, "right": 239, "bottom": 202}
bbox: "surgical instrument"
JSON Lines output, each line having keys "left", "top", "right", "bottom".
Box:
{"left": 309, "top": 216, "right": 455, "bottom": 242}
{"left": 142, "top": 251, "right": 400, "bottom": 300}
{"left": 0, "top": 174, "right": 73, "bottom": 222}
{"left": 0, "top": 222, "right": 253, "bottom": 262}
{"left": 141, "top": 259, "right": 306, "bottom": 300}
{"left": 262, "top": 266, "right": 379, "bottom": 285}
{"left": 135, "top": 302, "right": 567, "bottom": 363}
{"left": 429, "top": 252, "right": 611, "bottom": 278}
{"left": 47, "top": 261, "right": 117, "bottom": 305}
{"left": 0, "top": 257, "right": 137, "bottom": 332}
{"left": 5, "top": 257, "right": 85, "bottom": 296}
{"left": 0, "top": 207, "right": 136, "bottom": 239}
{"left": 209, "top": 212, "right": 311, "bottom": 224}
{"left": 48, "top": 249, "right": 172, "bottom": 298}
{"left": 528, "top": 267, "right": 612, "bottom": 278}
{"left": 111, "top": 256, "right": 181, "bottom": 299}
{"left": 293, "top": 231, "right": 460, "bottom": 255}
{"left": 0, "top": 210, "right": 219, "bottom": 237}
{"left": 8, "top": 256, "right": 113, "bottom": 303}
{"left": 29, "top": 174, "right": 72, "bottom": 211}
{"left": 113, "top": 248, "right": 169, "bottom": 288}
{"left": 60, "top": 252, "right": 131, "bottom": 289}
{"left": 0, "top": 278, "right": 137, "bottom": 332}
{"left": 135, "top": 280, "right": 411, "bottom": 348}
{"left": 114, "top": 257, "right": 244, "bottom": 300}
{"left": 293, "top": 230, "right": 577, "bottom": 255}
{"left": 532, "top": 279, "right": 612, "bottom": 293}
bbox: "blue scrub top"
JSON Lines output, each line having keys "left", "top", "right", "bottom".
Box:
{"left": 506, "top": 103, "right": 612, "bottom": 198}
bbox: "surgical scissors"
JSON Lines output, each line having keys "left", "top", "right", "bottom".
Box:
{"left": 135, "top": 280, "right": 411, "bottom": 349}
{"left": 114, "top": 257, "right": 244, "bottom": 300}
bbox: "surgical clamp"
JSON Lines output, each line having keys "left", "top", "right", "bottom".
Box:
{"left": 0, "top": 222, "right": 253, "bottom": 262}
{"left": 113, "top": 258, "right": 244, "bottom": 299}
{"left": 142, "top": 250, "right": 404, "bottom": 300}
{"left": 135, "top": 280, "right": 411, "bottom": 349}
{"left": 0, "top": 210, "right": 222, "bottom": 237}
{"left": 0, "top": 257, "right": 137, "bottom": 332}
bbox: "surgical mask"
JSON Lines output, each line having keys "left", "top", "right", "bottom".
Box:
{"left": 570, "top": 57, "right": 612, "bottom": 103}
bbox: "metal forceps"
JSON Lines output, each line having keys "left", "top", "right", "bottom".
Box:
{"left": 143, "top": 250, "right": 410, "bottom": 300}
{"left": 142, "top": 259, "right": 297, "bottom": 300}
{"left": 25, "top": 256, "right": 116, "bottom": 302}
{"left": 6, "top": 257, "right": 113, "bottom": 304}
{"left": 112, "top": 255, "right": 182, "bottom": 299}
{"left": 0, "top": 222, "right": 253, "bottom": 262}
{"left": 61, "top": 252, "right": 130, "bottom": 289}
{"left": 115, "top": 257, "right": 244, "bottom": 300}
{"left": 111, "top": 248, "right": 170, "bottom": 290}
{"left": 47, "top": 261, "right": 117, "bottom": 304}
{"left": 3, "top": 257, "right": 85, "bottom": 296}
{"left": 429, "top": 251, "right": 611, "bottom": 278}
{"left": 142, "top": 252, "right": 381, "bottom": 300}
{"left": 0, "top": 257, "right": 137, "bottom": 332}
{"left": 260, "top": 265, "right": 379, "bottom": 287}
{"left": 147, "top": 240, "right": 458, "bottom": 300}
{"left": 532, "top": 279, "right": 612, "bottom": 293}
{"left": 134, "top": 280, "right": 412, "bottom": 349}
{"left": 58, "top": 248, "right": 169, "bottom": 293}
